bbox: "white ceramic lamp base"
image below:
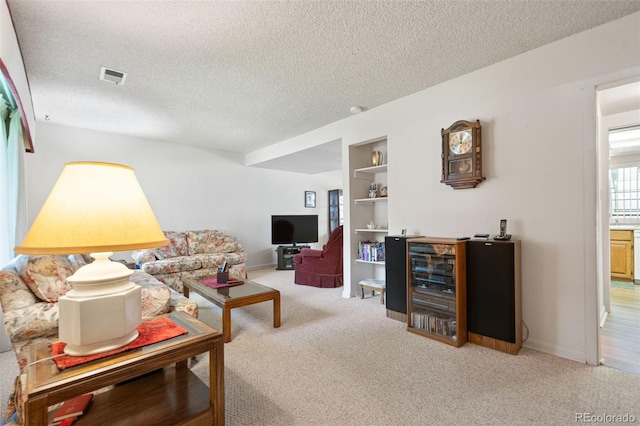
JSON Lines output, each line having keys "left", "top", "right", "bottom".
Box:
{"left": 58, "top": 252, "right": 142, "bottom": 356}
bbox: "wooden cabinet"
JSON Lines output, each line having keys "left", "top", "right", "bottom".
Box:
{"left": 611, "top": 230, "right": 634, "bottom": 281}
{"left": 407, "top": 238, "right": 466, "bottom": 347}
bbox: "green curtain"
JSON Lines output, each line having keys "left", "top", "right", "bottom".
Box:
{"left": 0, "top": 94, "right": 10, "bottom": 264}
{"left": 0, "top": 94, "right": 11, "bottom": 353}
{"left": 7, "top": 108, "right": 22, "bottom": 254}
{"left": 0, "top": 63, "right": 26, "bottom": 353}
{"left": 0, "top": 91, "right": 23, "bottom": 265}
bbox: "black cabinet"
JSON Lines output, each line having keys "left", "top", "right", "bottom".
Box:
{"left": 466, "top": 240, "right": 521, "bottom": 354}
{"left": 384, "top": 235, "right": 422, "bottom": 321}
{"left": 276, "top": 245, "right": 309, "bottom": 270}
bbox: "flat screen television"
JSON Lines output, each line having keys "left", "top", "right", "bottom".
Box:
{"left": 271, "top": 215, "right": 319, "bottom": 245}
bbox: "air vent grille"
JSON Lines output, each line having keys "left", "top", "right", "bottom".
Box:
{"left": 100, "top": 67, "right": 127, "bottom": 85}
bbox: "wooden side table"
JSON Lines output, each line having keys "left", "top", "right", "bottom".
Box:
{"left": 22, "top": 311, "right": 224, "bottom": 425}
{"left": 359, "top": 279, "right": 386, "bottom": 304}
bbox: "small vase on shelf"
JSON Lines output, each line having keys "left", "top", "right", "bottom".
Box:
{"left": 371, "top": 151, "right": 383, "bottom": 166}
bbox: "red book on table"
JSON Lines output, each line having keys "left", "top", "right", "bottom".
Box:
{"left": 52, "top": 393, "right": 93, "bottom": 422}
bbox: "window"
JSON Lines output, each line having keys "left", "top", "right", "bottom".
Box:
{"left": 609, "top": 125, "right": 640, "bottom": 219}
{"left": 610, "top": 166, "right": 640, "bottom": 218}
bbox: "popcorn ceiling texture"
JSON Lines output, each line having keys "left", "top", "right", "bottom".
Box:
{"left": 7, "top": 1, "right": 640, "bottom": 154}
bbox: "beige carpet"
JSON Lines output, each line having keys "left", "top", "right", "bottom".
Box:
{"left": 2, "top": 268, "right": 639, "bottom": 425}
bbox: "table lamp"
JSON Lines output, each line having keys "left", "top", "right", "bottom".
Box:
{"left": 15, "top": 162, "right": 168, "bottom": 356}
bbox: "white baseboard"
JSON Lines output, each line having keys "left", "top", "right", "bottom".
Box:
{"left": 524, "top": 338, "right": 589, "bottom": 364}
{"left": 247, "top": 263, "right": 277, "bottom": 271}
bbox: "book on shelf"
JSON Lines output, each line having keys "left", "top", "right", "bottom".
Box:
{"left": 358, "top": 240, "right": 385, "bottom": 262}
{"left": 49, "top": 393, "right": 93, "bottom": 425}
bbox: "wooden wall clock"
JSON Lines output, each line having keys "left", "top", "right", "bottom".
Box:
{"left": 441, "top": 119, "right": 485, "bottom": 189}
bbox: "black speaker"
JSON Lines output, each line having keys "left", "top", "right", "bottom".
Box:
{"left": 466, "top": 240, "right": 521, "bottom": 354}
{"left": 385, "top": 235, "right": 422, "bottom": 317}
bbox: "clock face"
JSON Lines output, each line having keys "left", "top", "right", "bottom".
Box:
{"left": 449, "top": 130, "right": 472, "bottom": 155}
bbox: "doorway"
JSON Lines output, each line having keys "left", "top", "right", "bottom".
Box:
{"left": 597, "top": 80, "right": 640, "bottom": 376}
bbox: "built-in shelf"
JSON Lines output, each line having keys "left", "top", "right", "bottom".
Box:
{"left": 354, "top": 197, "right": 388, "bottom": 204}
{"left": 353, "top": 164, "right": 387, "bottom": 179}
{"left": 355, "top": 259, "right": 385, "bottom": 265}
{"left": 349, "top": 138, "right": 388, "bottom": 295}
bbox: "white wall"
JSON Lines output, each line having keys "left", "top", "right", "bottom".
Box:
{"left": 24, "top": 122, "right": 341, "bottom": 268}
{"left": 244, "top": 13, "right": 640, "bottom": 363}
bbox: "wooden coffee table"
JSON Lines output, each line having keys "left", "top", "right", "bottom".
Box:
{"left": 183, "top": 277, "right": 281, "bottom": 343}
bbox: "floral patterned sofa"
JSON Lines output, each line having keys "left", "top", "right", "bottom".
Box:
{"left": 132, "top": 229, "right": 248, "bottom": 293}
{"left": 0, "top": 253, "right": 199, "bottom": 425}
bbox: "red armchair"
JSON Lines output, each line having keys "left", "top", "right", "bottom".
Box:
{"left": 293, "top": 225, "right": 343, "bottom": 288}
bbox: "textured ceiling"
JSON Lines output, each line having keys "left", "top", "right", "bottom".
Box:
{"left": 7, "top": 1, "right": 640, "bottom": 162}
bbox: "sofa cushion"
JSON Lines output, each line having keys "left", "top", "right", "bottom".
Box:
{"left": 0, "top": 270, "right": 38, "bottom": 312}
{"left": 131, "top": 249, "right": 157, "bottom": 265}
{"left": 151, "top": 272, "right": 187, "bottom": 293}
{"left": 170, "top": 291, "right": 199, "bottom": 317}
{"left": 154, "top": 231, "right": 189, "bottom": 258}
{"left": 15, "top": 255, "right": 73, "bottom": 302}
{"left": 130, "top": 271, "right": 172, "bottom": 318}
{"left": 4, "top": 301, "right": 59, "bottom": 343}
{"left": 141, "top": 256, "right": 202, "bottom": 275}
{"left": 228, "top": 264, "right": 247, "bottom": 282}
{"left": 189, "top": 253, "right": 227, "bottom": 270}
{"left": 186, "top": 229, "right": 242, "bottom": 255}
{"left": 153, "top": 248, "right": 170, "bottom": 259}
{"left": 189, "top": 252, "right": 247, "bottom": 270}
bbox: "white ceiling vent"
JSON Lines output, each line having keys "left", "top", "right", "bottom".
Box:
{"left": 100, "top": 67, "right": 127, "bottom": 85}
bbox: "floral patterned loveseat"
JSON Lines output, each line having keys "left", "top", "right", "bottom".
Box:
{"left": 0, "top": 253, "right": 199, "bottom": 424}
{"left": 132, "top": 229, "right": 248, "bottom": 293}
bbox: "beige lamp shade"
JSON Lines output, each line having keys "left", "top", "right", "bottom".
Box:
{"left": 15, "top": 161, "right": 168, "bottom": 254}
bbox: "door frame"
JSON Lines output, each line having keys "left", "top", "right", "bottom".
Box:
{"left": 593, "top": 75, "right": 640, "bottom": 366}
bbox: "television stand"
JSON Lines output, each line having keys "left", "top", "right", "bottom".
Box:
{"left": 276, "top": 245, "right": 309, "bottom": 270}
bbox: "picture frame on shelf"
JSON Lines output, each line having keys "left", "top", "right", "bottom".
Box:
{"left": 304, "top": 191, "right": 316, "bottom": 208}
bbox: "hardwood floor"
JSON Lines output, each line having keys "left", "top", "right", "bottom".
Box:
{"left": 600, "top": 284, "right": 640, "bottom": 376}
